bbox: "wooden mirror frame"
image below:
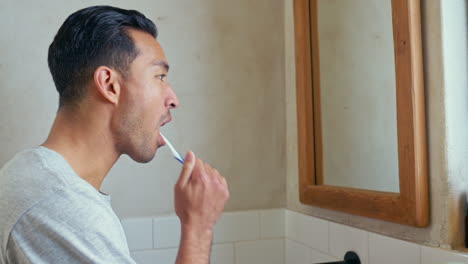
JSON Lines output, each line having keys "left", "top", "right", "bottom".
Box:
{"left": 293, "top": 0, "right": 428, "bottom": 227}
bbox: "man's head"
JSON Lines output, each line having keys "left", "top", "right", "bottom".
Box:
{"left": 48, "top": 6, "right": 178, "bottom": 162}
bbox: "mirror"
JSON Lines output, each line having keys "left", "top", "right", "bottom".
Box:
{"left": 316, "top": 0, "right": 399, "bottom": 192}
{"left": 293, "top": 0, "right": 428, "bottom": 227}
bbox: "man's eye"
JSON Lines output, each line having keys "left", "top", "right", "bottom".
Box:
{"left": 156, "top": 74, "right": 166, "bottom": 81}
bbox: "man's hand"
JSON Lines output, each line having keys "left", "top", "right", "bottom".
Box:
{"left": 174, "top": 151, "right": 229, "bottom": 264}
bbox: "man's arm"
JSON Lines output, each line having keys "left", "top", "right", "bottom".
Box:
{"left": 173, "top": 152, "right": 229, "bottom": 264}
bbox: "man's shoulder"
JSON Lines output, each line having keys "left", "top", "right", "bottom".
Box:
{"left": 0, "top": 147, "right": 71, "bottom": 217}
{"left": 0, "top": 146, "right": 71, "bottom": 189}
{"left": 5, "top": 185, "right": 131, "bottom": 264}
{"left": 0, "top": 146, "right": 116, "bottom": 224}
{"left": 0, "top": 147, "right": 101, "bottom": 256}
{"left": 17, "top": 186, "right": 121, "bottom": 233}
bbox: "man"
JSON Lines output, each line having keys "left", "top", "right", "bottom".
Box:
{"left": 0, "top": 5, "right": 229, "bottom": 264}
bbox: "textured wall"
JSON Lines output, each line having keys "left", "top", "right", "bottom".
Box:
{"left": 286, "top": 0, "right": 468, "bottom": 248}
{"left": 0, "top": 0, "right": 286, "bottom": 218}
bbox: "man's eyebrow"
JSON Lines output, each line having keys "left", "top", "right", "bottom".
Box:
{"left": 151, "top": 60, "right": 170, "bottom": 72}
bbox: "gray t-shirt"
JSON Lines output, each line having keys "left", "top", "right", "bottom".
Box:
{"left": 0, "top": 147, "right": 136, "bottom": 263}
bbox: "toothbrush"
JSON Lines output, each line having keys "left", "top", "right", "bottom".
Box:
{"left": 160, "top": 132, "right": 184, "bottom": 164}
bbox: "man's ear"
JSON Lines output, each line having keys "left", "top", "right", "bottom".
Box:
{"left": 93, "top": 66, "right": 121, "bottom": 105}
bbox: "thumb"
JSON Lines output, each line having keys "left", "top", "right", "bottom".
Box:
{"left": 177, "top": 151, "right": 196, "bottom": 186}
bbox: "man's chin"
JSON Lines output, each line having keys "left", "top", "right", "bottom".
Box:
{"left": 127, "top": 148, "right": 157, "bottom": 163}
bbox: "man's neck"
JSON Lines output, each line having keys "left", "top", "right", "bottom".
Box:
{"left": 42, "top": 107, "right": 119, "bottom": 191}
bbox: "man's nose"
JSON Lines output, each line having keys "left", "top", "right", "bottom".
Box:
{"left": 166, "top": 84, "right": 179, "bottom": 109}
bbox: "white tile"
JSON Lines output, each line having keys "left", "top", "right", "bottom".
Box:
{"left": 286, "top": 210, "right": 329, "bottom": 253}
{"left": 131, "top": 248, "right": 178, "bottom": 264}
{"left": 329, "top": 222, "right": 369, "bottom": 264}
{"left": 213, "top": 210, "right": 260, "bottom": 243}
{"left": 421, "top": 246, "right": 468, "bottom": 264}
{"left": 121, "top": 218, "right": 153, "bottom": 251}
{"left": 286, "top": 239, "right": 310, "bottom": 264}
{"left": 369, "top": 232, "right": 420, "bottom": 264}
{"left": 131, "top": 243, "right": 234, "bottom": 264}
{"left": 260, "top": 208, "right": 286, "bottom": 238}
{"left": 211, "top": 243, "right": 235, "bottom": 264}
{"left": 286, "top": 239, "right": 338, "bottom": 264}
{"left": 310, "top": 248, "right": 340, "bottom": 263}
{"left": 235, "top": 239, "right": 284, "bottom": 264}
{"left": 153, "top": 215, "right": 181, "bottom": 249}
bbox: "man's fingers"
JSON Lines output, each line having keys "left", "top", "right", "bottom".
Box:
{"left": 179, "top": 155, "right": 225, "bottom": 187}
{"left": 204, "top": 163, "right": 219, "bottom": 183}
{"left": 177, "top": 151, "right": 196, "bottom": 186}
{"left": 220, "top": 176, "right": 228, "bottom": 189}
{"left": 213, "top": 169, "right": 223, "bottom": 184}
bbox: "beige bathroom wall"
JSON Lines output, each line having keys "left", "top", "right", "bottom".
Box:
{"left": 286, "top": 0, "right": 468, "bottom": 248}
{"left": 0, "top": 0, "right": 286, "bottom": 218}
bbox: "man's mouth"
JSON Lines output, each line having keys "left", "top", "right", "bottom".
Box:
{"left": 160, "top": 117, "right": 171, "bottom": 128}
{"left": 159, "top": 113, "right": 172, "bottom": 128}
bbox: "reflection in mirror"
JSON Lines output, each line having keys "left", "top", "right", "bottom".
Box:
{"left": 316, "top": 0, "right": 399, "bottom": 192}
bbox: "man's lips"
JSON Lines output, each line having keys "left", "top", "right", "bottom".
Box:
{"left": 160, "top": 117, "right": 171, "bottom": 127}
{"left": 159, "top": 113, "right": 172, "bottom": 128}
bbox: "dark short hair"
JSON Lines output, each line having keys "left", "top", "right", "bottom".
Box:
{"left": 48, "top": 5, "right": 158, "bottom": 108}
